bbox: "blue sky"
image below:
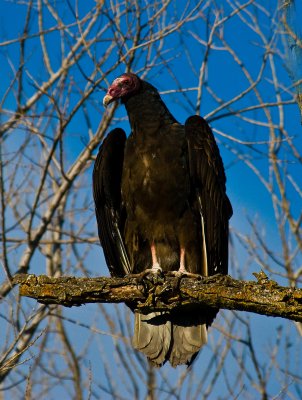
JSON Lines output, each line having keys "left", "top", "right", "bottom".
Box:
{"left": 1, "top": 0, "right": 302, "bottom": 398}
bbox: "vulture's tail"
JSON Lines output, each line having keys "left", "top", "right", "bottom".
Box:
{"left": 132, "top": 309, "right": 211, "bottom": 367}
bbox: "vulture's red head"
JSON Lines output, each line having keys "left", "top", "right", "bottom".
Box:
{"left": 103, "top": 73, "right": 141, "bottom": 107}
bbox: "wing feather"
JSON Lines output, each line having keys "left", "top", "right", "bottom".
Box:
{"left": 92, "top": 128, "right": 131, "bottom": 276}
{"left": 185, "top": 116, "right": 232, "bottom": 276}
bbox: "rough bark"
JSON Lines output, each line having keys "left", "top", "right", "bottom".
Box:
{"left": 13, "top": 271, "right": 302, "bottom": 322}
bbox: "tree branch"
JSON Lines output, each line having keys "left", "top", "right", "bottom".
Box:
{"left": 13, "top": 271, "right": 302, "bottom": 322}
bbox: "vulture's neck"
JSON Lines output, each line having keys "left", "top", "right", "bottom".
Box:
{"left": 124, "top": 85, "right": 177, "bottom": 140}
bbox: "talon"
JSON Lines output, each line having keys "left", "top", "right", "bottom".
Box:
{"left": 128, "top": 271, "right": 150, "bottom": 280}
{"left": 150, "top": 262, "right": 162, "bottom": 274}
{"left": 167, "top": 270, "right": 202, "bottom": 280}
{"left": 146, "top": 264, "right": 164, "bottom": 284}
{"left": 128, "top": 244, "right": 164, "bottom": 286}
{"left": 128, "top": 265, "right": 162, "bottom": 280}
{"left": 127, "top": 271, "right": 151, "bottom": 296}
{"left": 167, "top": 247, "right": 202, "bottom": 280}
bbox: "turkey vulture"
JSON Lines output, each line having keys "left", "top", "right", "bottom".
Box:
{"left": 93, "top": 73, "right": 232, "bottom": 367}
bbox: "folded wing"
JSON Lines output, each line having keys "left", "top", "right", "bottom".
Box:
{"left": 92, "top": 128, "right": 131, "bottom": 276}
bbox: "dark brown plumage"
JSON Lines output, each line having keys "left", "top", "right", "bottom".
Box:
{"left": 93, "top": 73, "right": 232, "bottom": 367}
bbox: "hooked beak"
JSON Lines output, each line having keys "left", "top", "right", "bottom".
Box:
{"left": 103, "top": 94, "right": 115, "bottom": 107}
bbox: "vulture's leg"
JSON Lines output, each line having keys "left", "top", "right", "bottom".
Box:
{"left": 167, "top": 247, "right": 201, "bottom": 280}
{"left": 178, "top": 247, "right": 186, "bottom": 273}
{"left": 128, "top": 242, "right": 162, "bottom": 279}
{"left": 150, "top": 242, "right": 162, "bottom": 273}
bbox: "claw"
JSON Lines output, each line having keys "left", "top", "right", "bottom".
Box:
{"left": 167, "top": 247, "right": 202, "bottom": 280}
{"left": 128, "top": 263, "right": 162, "bottom": 279}
{"left": 128, "top": 241, "right": 163, "bottom": 279}
{"left": 149, "top": 262, "right": 162, "bottom": 274}
{"left": 167, "top": 270, "right": 202, "bottom": 280}
{"left": 128, "top": 263, "right": 164, "bottom": 295}
{"left": 166, "top": 269, "right": 202, "bottom": 291}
